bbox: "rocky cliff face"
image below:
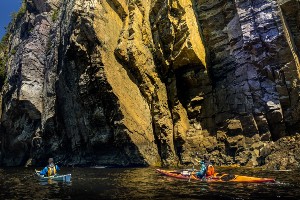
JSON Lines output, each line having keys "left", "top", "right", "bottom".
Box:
{"left": 1, "top": 0, "right": 300, "bottom": 169}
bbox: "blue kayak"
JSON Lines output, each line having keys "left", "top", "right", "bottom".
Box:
{"left": 35, "top": 169, "right": 71, "bottom": 182}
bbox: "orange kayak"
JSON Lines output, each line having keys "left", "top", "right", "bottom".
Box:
{"left": 156, "top": 169, "right": 275, "bottom": 183}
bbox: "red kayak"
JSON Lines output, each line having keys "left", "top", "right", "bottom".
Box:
{"left": 156, "top": 169, "right": 275, "bottom": 183}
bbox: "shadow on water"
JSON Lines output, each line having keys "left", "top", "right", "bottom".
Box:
{"left": 1, "top": 167, "right": 300, "bottom": 199}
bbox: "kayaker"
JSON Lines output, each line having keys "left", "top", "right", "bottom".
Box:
{"left": 195, "top": 155, "right": 215, "bottom": 179}
{"left": 40, "top": 158, "right": 60, "bottom": 176}
{"left": 195, "top": 160, "right": 207, "bottom": 179}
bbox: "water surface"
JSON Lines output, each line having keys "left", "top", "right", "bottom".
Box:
{"left": 0, "top": 166, "right": 299, "bottom": 199}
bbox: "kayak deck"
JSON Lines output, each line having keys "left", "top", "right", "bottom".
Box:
{"left": 35, "top": 170, "right": 71, "bottom": 182}
{"left": 156, "top": 169, "right": 275, "bottom": 183}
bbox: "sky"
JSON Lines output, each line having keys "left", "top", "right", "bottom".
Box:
{"left": 0, "top": 0, "right": 22, "bottom": 39}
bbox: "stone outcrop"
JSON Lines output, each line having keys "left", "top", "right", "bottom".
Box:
{"left": 1, "top": 0, "right": 300, "bottom": 169}
{"left": 261, "top": 134, "right": 300, "bottom": 170}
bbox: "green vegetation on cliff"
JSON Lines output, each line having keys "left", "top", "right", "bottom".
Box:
{"left": 52, "top": 9, "right": 59, "bottom": 21}
{"left": 11, "top": 0, "right": 26, "bottom": 23}
{"left": 0, "top": 33, "right": 9, "bottom": 89}
{"left": 0, "top": 1, "right": 26, "bottom": 89}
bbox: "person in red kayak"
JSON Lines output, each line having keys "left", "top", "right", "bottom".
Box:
{"left": 195, "top": 155, "right": 215, "bottom": 179}
{"left": 39, "top": 158, "right": 60, "bottom": 176}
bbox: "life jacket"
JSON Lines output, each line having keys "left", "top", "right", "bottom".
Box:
{"left": 47, "top": 165, "right": 57, "bottom": 176}
{"left": 206, "top": 164, "right": 215, "bottom": 176}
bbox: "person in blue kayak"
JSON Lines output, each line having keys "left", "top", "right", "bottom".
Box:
{"left": 40, "top": 158, "right": 60, "bottom": 176}
{"left": 195, "top": 155, "right": 215, "bottom": 179}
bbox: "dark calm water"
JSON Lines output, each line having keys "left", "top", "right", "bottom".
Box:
{"left": 0, "top": 166, "right": 300, "bottom": 199}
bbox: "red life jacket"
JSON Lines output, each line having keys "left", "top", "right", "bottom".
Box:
{"left": 206, "top": 165, "right": 215, "bottom": 176}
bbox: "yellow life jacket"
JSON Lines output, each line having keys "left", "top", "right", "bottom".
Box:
{"left": 47, "top": 165, "right": 57, "bottom": 176}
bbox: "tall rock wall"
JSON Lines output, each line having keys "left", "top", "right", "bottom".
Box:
{"left": 1, "top": 0, "right": 300, "bottom": 169}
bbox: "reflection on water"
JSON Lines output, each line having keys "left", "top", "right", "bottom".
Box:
{"left": 1, "top": 167, "right": 300, "bottom": 199}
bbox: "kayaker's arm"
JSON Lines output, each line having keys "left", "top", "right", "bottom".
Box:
{"left": 56, "top": 165, "right": 60, "bottom": 171}
{"left": 40, "top": 167, "right": 48, "bottom": 175}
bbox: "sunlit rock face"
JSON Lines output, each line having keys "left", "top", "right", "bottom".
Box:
{"left": 0, "top": 0, "right": 300, "bottom": 169}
